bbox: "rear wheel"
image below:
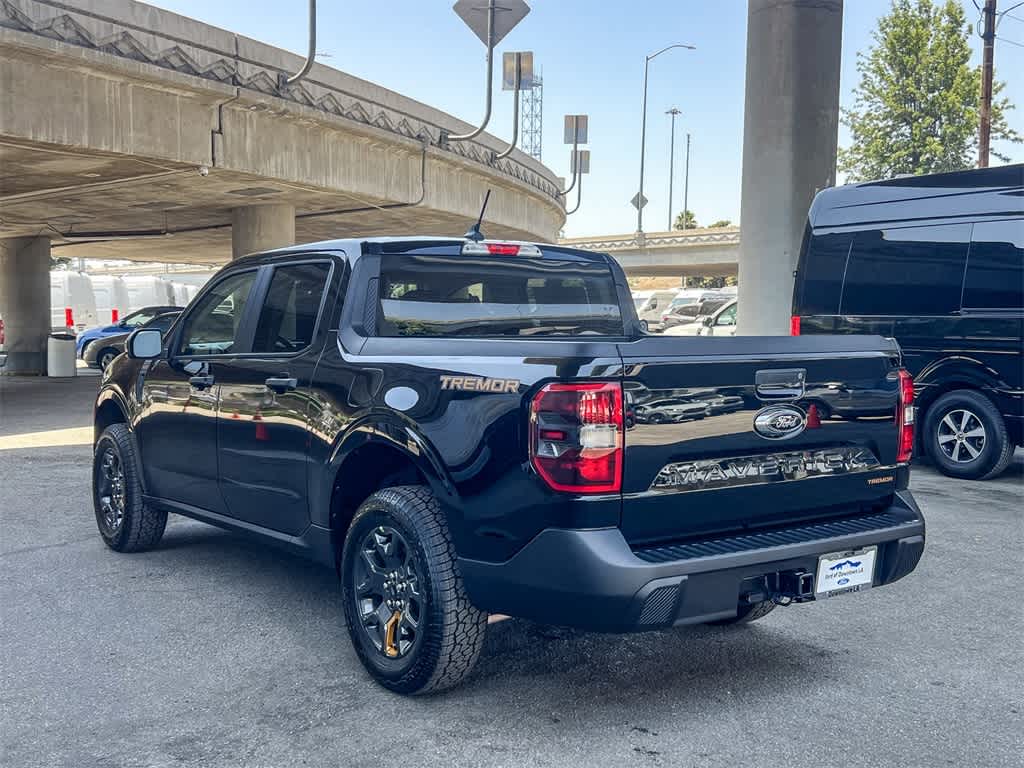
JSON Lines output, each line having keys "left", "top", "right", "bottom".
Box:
{"left": 924, "top": 390, "right": 1013, "bottom": 480}
{"left": 97, "top": 348, "right": 118, "bottom": 370}
{"left": 340, "top": 485, "right": 487, "bottom": 695}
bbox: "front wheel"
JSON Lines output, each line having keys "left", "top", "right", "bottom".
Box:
{"left": 924, "top": 390, "right": 1013, "bottom": 480}
{"left": 340, "top": 486, "right": 487, "bottom": 695}
{"left": 93, "top": 424, "right": 167, "bottom": 551}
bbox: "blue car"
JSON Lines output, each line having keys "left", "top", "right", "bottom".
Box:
{"left": 75, "top": 305, "right": 181, "bottom": 357}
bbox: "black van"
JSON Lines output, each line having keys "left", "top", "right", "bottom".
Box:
{"left": 792, "top": 164, "right": 1023, "bottom": 480}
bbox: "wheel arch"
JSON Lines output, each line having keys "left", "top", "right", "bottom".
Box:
{"left": 913, "top": 356, "right": 1003, "bottom": 422}
{"left": 94, "top": 389, "right": 130, "bottom": 444}
{"left": 323, "top": 417, "right": 456, "bottom": 569}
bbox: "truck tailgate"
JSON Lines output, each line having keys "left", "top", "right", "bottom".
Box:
{"left": 617, "top": 335, "right": 905, "bottom": 545}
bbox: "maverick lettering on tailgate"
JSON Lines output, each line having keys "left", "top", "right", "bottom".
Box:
{"left": 650, "top": 447, "right": 881, "bottom": 492}
{"left": 440, "top": 376, "right": 520, "bottom": 393}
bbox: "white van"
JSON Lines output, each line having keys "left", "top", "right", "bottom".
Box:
{"left": 123, "top": 276, "right": 175, "bottom": 313}
{"left": 169, "top": 282, "right": 194, "bottom": 307}
{"left": 632, "top": 290, "right": 678, "bottom": 331}
{"left": 50, "top": 271, "right": 98, "bottom": 333}
{"left": 90, "top": 275, "right": 131, "bottom": 325}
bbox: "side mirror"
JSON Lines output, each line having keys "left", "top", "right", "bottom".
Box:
{"left": 127, "top": 328, "right": 163, "bottom": 360}
{"left": 650, "top": 299, "right": 658, "bottom": 309}
{"left": 639, "top": 319, "right": 649, "bottom": 333}
{"left": 702, "top": 315, "right": 714, "bottom": 327}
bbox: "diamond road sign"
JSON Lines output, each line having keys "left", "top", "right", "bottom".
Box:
{"left": 631, "top": 192, "right": 648, "bottom": 210}
{"left": 453, "top": 0, "right": 531, "bottom": 47}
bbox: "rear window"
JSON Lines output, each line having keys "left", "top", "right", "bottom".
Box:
{"left": 963, "top": 219, "right": 1023, "bottom": 310}
{"left": 377, "top": 252, "right": 624, "bottom": 337}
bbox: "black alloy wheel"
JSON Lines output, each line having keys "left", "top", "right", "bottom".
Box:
{"left": 352, "top": 525, "right": 425, "bottom": 660}
{"left": 96, "top": 446, "right": 126, "bottom": 536}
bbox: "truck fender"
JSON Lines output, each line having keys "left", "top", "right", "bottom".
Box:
{"left": 322, "top": 413, "right": 458, "bottom": 518}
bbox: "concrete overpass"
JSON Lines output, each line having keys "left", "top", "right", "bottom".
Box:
{"left": 560, "top": 228, "right": 740, "bottom": 277}
{"left": 0, "top": 0, "right": 565, "bottom": 372}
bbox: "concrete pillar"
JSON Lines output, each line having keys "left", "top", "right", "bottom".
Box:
{"left": 231, "top": 204, "right": 296, "bottom": 260}
{"left": 737, "top": 0, "right": 843, "bottom": 335}
{"left": 0, "top": 237, "right": 52, "bottom": 375}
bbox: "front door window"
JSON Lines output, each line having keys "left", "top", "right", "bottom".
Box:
{"left": 178, "top": 272, "right": 257, "bottom": 356}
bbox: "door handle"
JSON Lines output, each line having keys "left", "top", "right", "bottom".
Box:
{"left": 265, "top": 375, "right": 298, "bottom": 393}
{"left": 189, "top": 374, "right": 215, "bottom": 390}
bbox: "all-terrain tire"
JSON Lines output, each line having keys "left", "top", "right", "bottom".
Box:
{"left": 708, "top": 600, "right": 776, "bottom": 626}
{"left": 924, "top": 389, "right": 1014, "bottom": 480}
{"left": 92, "top": 423, "right": 167, "bottom": 552}
{"left": 340, "top": 485, "right": 487, "bottom": 695}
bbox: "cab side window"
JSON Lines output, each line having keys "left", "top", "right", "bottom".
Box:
{"left": 178, "top": 271, "right": 257, "bottom": 356}
{"left": 251, "top": 263, "right": 331, "bottom": 354}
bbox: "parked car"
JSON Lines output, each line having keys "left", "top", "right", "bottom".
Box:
{"left": 697, "top": 298, "right": 738, "bottom": 336}
{"left": 83, "top": 311, "right": 181, "bottom": 370}
{"left": 632, "top": 289, "right": 678, "bottom": 331}
{"left": 75, "top": 305, "right": 182, "bottom": 358}
{"left": 664, "top": 298, "right": 737, "bottom": 336}
{"left": 661, "top": 297, "right": 730, "bottom": 331}
{"left": 50, "top": 271, "right": 98, "bottom": 333}
{"left": 792, "top": 163, "right": 1023, "bottom": 480}
{"left": 93, "top": 235, "right": 923, "bottom": 694}
{"left": 659, "top": 290, "right": 731, "bottom": 326}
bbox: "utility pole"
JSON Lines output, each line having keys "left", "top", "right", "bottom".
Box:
{"left": 666, "top": 108, "right": 681, "bottom": 230}
{"left": 978, "top": 0, "right": 996, "bottom": 168}
{"left": 682, "top": 133, "right": 691, "bottom": 230}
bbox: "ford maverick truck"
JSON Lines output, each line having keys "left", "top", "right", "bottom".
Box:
{"left": 92, "top": 236, "right": 925, "bottom": 694}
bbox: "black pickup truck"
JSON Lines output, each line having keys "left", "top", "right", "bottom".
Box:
{"left": 92, "top": 236, "right": 925, "bottom": 694}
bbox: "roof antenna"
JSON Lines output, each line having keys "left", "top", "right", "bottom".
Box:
{"left": 464, "top": 190, "right": 491, "bottom": 242}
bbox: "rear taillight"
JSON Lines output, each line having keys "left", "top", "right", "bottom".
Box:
{"left": 64, "top": 307, "right": 74, "bottom": 329}
{"left": 111, "top": 308, "right": 119, "bottom": 323}
{"left": 0, "top": 317, "right": 5, "bottom": 346}
{"left": 790, "top": 315, "right": 801, "bottom": 336}
{"left": 529, "top": 382, "right": 624, "bottom": 494}
{"left": 897, "top": 369, "right": 915, "bottom": 464}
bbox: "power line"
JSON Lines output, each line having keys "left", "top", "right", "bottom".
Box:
{"left": 998, "top": 35, "right": 1024, "bottom": 45}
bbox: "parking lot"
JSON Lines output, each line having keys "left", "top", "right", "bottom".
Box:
{"left": 1, "top": 374, "right": 1021, "bottom": 768}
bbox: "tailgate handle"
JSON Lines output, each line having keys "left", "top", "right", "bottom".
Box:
{"left": 755, "top": 369, "right": 806, "bottom": 400}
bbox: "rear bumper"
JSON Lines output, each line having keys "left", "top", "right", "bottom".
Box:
{"left": 459, "top": 491, "right": 925, "bottom": 632}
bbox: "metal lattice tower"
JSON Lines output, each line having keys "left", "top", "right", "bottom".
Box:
{"left": 522, "top": 70, "right": 543, "bottom": 161}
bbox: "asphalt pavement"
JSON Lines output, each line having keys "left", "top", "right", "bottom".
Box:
{"left": 1, "top": 374, "right": 1021, "bottom": 768}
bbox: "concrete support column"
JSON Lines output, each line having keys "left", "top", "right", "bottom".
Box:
{"left": 0, "top": 237, "right": 52, "bottom": 375}
{"left": 737, "top": 0, "right": 843, "bottom": 335}
{"left": 231, "top": 204, "right": 296, "bottom": 260}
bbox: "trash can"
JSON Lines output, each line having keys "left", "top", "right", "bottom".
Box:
{"left": 47, "top": 332, "right": 77, "bottom": 378}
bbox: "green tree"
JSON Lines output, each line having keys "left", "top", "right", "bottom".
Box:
{"left": 708, "top": 219, "right": 733, "bottom": 228}
{"left": 839, "top": 0, "right": 1019, "bottom": 181}
{"left": 673, "top": 210, "right": 698, "bottom": 230}
{"left": 50, "top": 255, "right": 71, "bottom": 269}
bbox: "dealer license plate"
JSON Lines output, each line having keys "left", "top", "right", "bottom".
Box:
{"left": 815, "top": 546, "right": 877, "bottom": 598}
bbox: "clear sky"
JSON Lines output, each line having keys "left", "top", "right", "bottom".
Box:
{"left": 150, "top": 0, "right": 1023, "bottom": 238}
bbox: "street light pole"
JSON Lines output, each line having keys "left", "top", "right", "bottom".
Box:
{"left": 636, "top": 43, "right": 695, "bottom": 234}
{"left": 666, "top": 108, "right": 680, "bottom": 230}
{"left": 683, "top": 133, "right": 691, "bottom": 231}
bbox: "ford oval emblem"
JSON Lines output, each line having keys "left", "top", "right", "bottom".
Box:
{"left": 753, "top": 405, "right": 807, "bottom": 440}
